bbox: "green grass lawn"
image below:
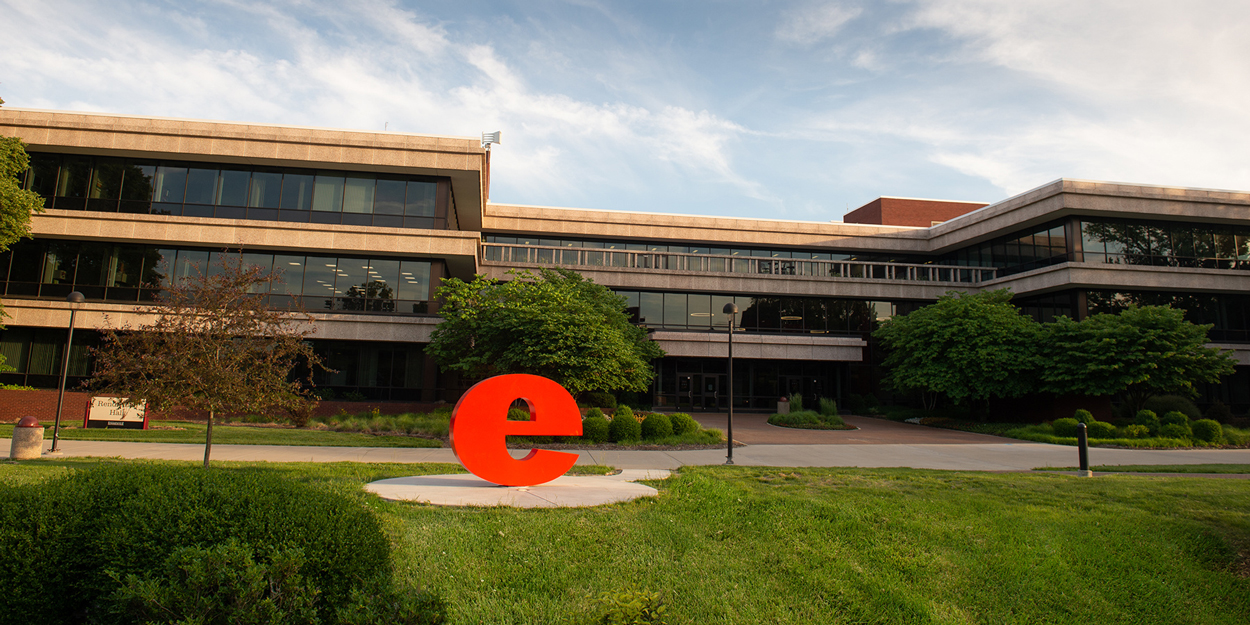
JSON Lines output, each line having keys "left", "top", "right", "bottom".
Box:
{"left": 0, "top": 420, "right": 443, "bottom": 448}
{"left": 1037, "top": 464, "right": 1250, "bottom": 474}
{"left": 4, "top": 458, "right": 1248, "bottom": 624}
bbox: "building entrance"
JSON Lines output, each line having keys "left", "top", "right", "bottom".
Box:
{"left": 657, "top": 357, "right": 844, "bottom": 412}
{"left": 676, "top": 373, "right": 728, "bottom": 411}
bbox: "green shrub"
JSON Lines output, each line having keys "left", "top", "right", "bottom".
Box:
{"left": 1143, "top": 395, "right": 1201, "bottom": 422}
{"left": 1159, "top": 422, "right": 1192, "bottom": 440}
{"left": 1073, "top": 409, "right": 1093, "bottom": 424}
{"left": 1051, "top": 418, "right": 1080, "bottom": 438}
{"left": 609, "top": 407, "right": 641, "bottom": 443}
{"left": 1086, "top": 421, "right": 1116, "bottom": 439}
{"left": 587, "top": 407, "right": 604, "bottom": 419}
{"left": 314, "top": 387, "right": 336, "bottom": 400}
{"left": 598, "top": 586, "right": 666, "bottom": 625}
{"left": 1122, "top": 424, "right": 1149, "bottom": 438}
{"left": 108, "top": 540, "right": 321, "bottom": 625}
{"left": 641, "top": 413, "right": 674, "bottom": 440}
{"left": 343, "top": 390, "right": 367, "bottom": 402}
{"left": 768, "top": 410, "right": 846, "bottom": 430}
{"left": 1204, "top": 402, "right": 1235, "bottom": 423}
{"left": 581, "top": 391, "right": 617, "bottom": 411}
{"left": 1133, "top": 410, "right": 1160, "bottom": 434}
{"left": 337, "top": 582, "right": 446, "bottom": 625}
{"left": 669, "top": 413, "right": 699, "bottom": 436}
{"left": 507, "top": 407, "right": 531, "bottom": 421}
{"left": 818, "top": 397, "right": 838, "bottom": 416}
{"left": 582, "top": 414, "right": 610, "bottom": 444}
{"left": 1160, "top": 411, "right": 1190, "bottom": 427}
{"left": 788, "top": 393, "right": 804, "bottom": 412}
{"left": 0, "top": 464, "right": 394, "bottom": 624}
{"left": 1191, "top": 419, "right": 1224, "bottom": 443}
{"left": 1224, "top": 426, "right": 1250, "bottom": 446}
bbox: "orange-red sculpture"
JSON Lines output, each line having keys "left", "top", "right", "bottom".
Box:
{"left": 450, "top": 374, "right": 583, "bottom": 486}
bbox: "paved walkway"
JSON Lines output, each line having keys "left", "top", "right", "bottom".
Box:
{"left": 7, "top": 436, "right": 1250, "bottom": 471}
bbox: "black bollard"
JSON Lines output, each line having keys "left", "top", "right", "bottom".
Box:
{"left": 1077, "top": 422, "right": 1091, "bottom": 477}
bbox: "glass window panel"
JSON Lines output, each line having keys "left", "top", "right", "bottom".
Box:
{"left": 366, "top": 259, "right": 399, "bottom": 299}
{"left": 710, "top": 294, "right": 735, "bottom": 329}
{"left": 42, "top": 242, "right": 79, "bottom": 284}
{"left": 0, "top": 328, "right": 31, "bottom": 373}
{"left": 312, "top": 174, "right": 344, "bottom": 212}
{"left": 173, "top": 250, "right": 209, "bottom": 284}
{"left": 687, "top": 294, "right": 711, "bottom": 327}
{"left": 1214, "top": 232, "right": 1236, "bottom": 259}
{"left": 239, "top": 253, "right": 274, "bottom": 293}
{"left": 398, "top": 261, "right": 431, "bottom": 301}
{"left": 249, "top": 171, "right": 283, "bottom": 208}
{"left": 272, "top": 255, "right": 306, "bottom": 295}
{"left": 303, "top": 257, "right": 340, "bottom": 301}
{"left": 335, "top": 258, "right": 368, "bottom": 309}
{"left": 74, "top": 243, "right": 109, "bottom": 286}
{"left": 26, "top": 153, "right": 60, "bottom": 198}
{"left": 56, "top": 156, "right": 92, "bottom": 198}
{"left": 8, "top": 242, "right": 43, "bottom": 283}
{"left": 217, "top": 168, "right": 251, "bottom": 206}
{"left": 184, "top": 167, "right": 218, "bottom": 204}
{"left": 375, "top": 178, "right": 406, "bottom": 215}
{"left": 736, "top": 296, "right": 758, "bottom": 330}
{"left": 121, "top": 162, "right": 156, "bottom": 202}
{"left": 144, "top": 249, "right": 176, "bottom": 288}
{"left": 405, "top": 181, "right": 436, "bottom": 217}
{"left": 89, "top": 158, "right": 125, "bottom": 200}
{"left": 153, "top": 165, "right": 188, "bottom": 204}
{"left": 639, "top": 292, "right": 663, "bottom": 326}
{"left": 343, "top": 175, "right": 375, "bottom": 214}
{"left": 663, "top": 293, "right": 687, "bottom": 327}
{"left": 109, "top": 245, "right": 147, "bottom": 288}
{"left": 280, "top": 173, "right": 314, "bottom": 210}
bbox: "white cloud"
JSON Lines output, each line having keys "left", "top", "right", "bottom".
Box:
{"left": 776, "top": 4, "right": 863, "bottom": 45}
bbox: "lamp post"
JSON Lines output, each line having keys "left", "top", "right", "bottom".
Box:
{"left": 723, "top": 302, "right": 738, "bottom": 465}
{"left": 49, "top": 291, "right": 85, "bottom": 454}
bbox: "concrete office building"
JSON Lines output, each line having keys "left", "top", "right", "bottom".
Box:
{"left": 1, "top": 109, "right": 1248, "bottom": 413}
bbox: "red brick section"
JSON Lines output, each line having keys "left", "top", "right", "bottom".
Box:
{"left": 844, "top": 197, "right": 988, "bottom": 227}
{"left": 0, "top": 389, "right": 443, "bottom": 423}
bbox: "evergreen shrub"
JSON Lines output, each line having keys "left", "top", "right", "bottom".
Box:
{"left": 641, "top": 413, "right": 674, "bottom": 440}
{"left": 1191, "top": 419, "right": 1224, "bottom": 443}
{"left": 609, "top": 406, "right": 641, "bottom": 442}
{"left": 1122, "top": 424, "right": 1149, "bottom": 438}
{"left": 768, "top": 410, "right": 847, "bottom": 430}
{"left": 1133, "top": 410, "right": 1160, "bottom": 434}
{"left": 1143, "top": 395, "right": 1201, "bottom": 422}
{"left": 1159, "top": 422, "right": 1192, "bottom": 440}
{"left": 1086, "top": 421, "right": 1116, "bottom": 438}
{"left": 1073, "top": 409, "right": 1093, "bottom": 424}
{"left": 1051, "top": 418, "right": 1080, "bottom": 438}
{"left": 669, "top": 413, "right": 699, "bottom": 436}
{"left": 582, "top": 414, "right": 610, "bottom": 444}
{"left": 1160, "top": 411, "right": 1190, "bottom": 427}
{"left": 586, "top": 407, "right": 604, "bottom": 419}
{"left": 507, "top": 407, "right": 531, "bottom": 421}
{"left": 1204, "top": 402, "right": 1235, "bottom": 423}
{"left": 580, "top": 391, "right": 617, "bottom": 411}
{"left": 0, "top": 464, "right": 397, "bottom": 624}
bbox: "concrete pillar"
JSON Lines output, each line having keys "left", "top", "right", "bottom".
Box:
{"left": 10, "top": 416, "right": 45, "bottom": 460}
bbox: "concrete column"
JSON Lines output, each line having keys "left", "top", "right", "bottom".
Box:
{"left": 10, "top": 416, "right": 45, "bottom": 460}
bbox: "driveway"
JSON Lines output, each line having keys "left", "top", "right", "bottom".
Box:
{"left": 689, "top": 412, "right": 1006, "bottom": 445}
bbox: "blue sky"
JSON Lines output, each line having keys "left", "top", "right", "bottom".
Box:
{"left": 4, "top": 0, "right": 1248, "bottom": 220}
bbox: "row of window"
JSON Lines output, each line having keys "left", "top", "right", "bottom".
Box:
{"left": 23, "top": 152, "right": 454, "bottom": 230}
{"left": 941, "top": 221, "right": 1070, "bottom": 274}
{"left": 483, "top": 235, "right": 917, "bottom": 263}
{"left": 1080, "top": 219, "right": 1250, "bottom": 267}
{"left": 0, "top": 239, "right": 438, "bottom": 314}
{"left": 614, "top": 290, "right": 899, "bottom": 334}
{"left": 1085, "top": 290, "right": 1250, "bottom": 343}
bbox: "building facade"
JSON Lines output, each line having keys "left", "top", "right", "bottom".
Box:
{"left": 2, "top": 109, "right": 1248, "bottom": 412}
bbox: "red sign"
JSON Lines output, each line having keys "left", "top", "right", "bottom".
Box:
{"left": 450, "top": 374, "right": 583, "bottom": 486}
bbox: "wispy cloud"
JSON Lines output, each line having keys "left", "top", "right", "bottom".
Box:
{"left": 776, "top": 4, "right": 863, "bottom": 46}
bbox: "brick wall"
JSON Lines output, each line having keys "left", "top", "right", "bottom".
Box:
{"left": 845, "top": 197, "right": 988, "bottom": 227}
{"left": 0, "top": 389, "right": 444, "bottom": 423}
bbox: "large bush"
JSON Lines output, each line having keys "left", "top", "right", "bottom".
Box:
{"left": 1204, "top": 402, "right": 1234, "bottom": 423}
{"left": 641, "top": 413, "right": 674, "bottom": 440}
{"left": 818, "top": 397, "right": 838, "bottom": 417}
{"left": 1073, "top": 409, "right": 1093, "bottom": 424}
{"left": 582, "top": 413, "right": 610, "bottom": 444}
{"left": 1191, "top": 419, "right": 1224, "bottom": 443}
{"left": 1133, "top": 410, "right": 1160, "bottom": 434}
{"left": 1159, "top": 422, "right": 1192, "bottom": 440}
{"left": 0, "top": 463, "right": 403, "bottom": 624}
{"left": 768, "top": 410, "right": 847, "bottom": 430}
{"left": 669, "top": 413, "right": 699, "bottom": 436}
{"left": 1160, "top": 411, "right": 1190, "bottom": 427}
{"left": 609, "top": 406, "right": 641, "bottom": 443}
{"left": 1143, "top": 395, "right": 1201, "bottom": 422}
{"left": 1086, "top": 421, "right": 1116, "bottom": 439}
{"left": 1051, "top": 418, "right": 1080, "bottom": 438}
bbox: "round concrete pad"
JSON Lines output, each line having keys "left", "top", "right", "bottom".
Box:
{"left": 365, "top": 469, "right": 671, "bottom": 508}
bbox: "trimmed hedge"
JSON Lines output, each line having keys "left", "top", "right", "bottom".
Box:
{"left": 1052, "top": 418, "right": 1080, "bottom": 438}
{"left": 1073, "top": 409, "right": 1093, "bottom": 424}
{"left": 1161, "top": 411, "right": 1190, "bottom": 427}
{"left": 0, "top": 463, "right": 398, "bottom": 624}
{"left": 1159, "top": 422, "right": 1192, "bottom": 439}
{"left": 1191, "top": 419, "right": 1224, "bottom": 443}
{"left": 609, "top": 406, "right": 641, "bottom": 443}
{"left": 1134, "top": 410, "right": 1160, "bottom": 435}
{"left": 1143, "top": 395, "right": 1201, "bottom": 422}
{"left": 582, "top": 414, "right": 610, "bottom": 444}
{"left": 669, "top": 413, "right": 700, "bottom": 436}
{"left": 768, "top": 410, "right": 847, "bottom": 430}
{"left": 641, "top": 413, "right": 674, "bottom": 440}
{"left": 1086, "top": 421, "right": 1116, "bottom": 439}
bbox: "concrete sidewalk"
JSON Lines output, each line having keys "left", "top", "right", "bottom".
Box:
{"left": 6, "top": 437, "right": 1250, "bottom": 471}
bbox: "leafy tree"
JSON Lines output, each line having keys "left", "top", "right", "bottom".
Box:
{"left": 92, "top": 255, "right": 322, "bottom": 467}
{"left": 1038, "top": 305, "right": 1235, "bottom": 413}
{"left": 873, "top": 289, "right": 1040, "bottom": 409}
{"left": 426, "top": 268, "right": 664, "bottom": 395}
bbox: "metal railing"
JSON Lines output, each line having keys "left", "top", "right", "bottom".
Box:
{"left": 481, "top": 243, "right": 997, "bottom": 284}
